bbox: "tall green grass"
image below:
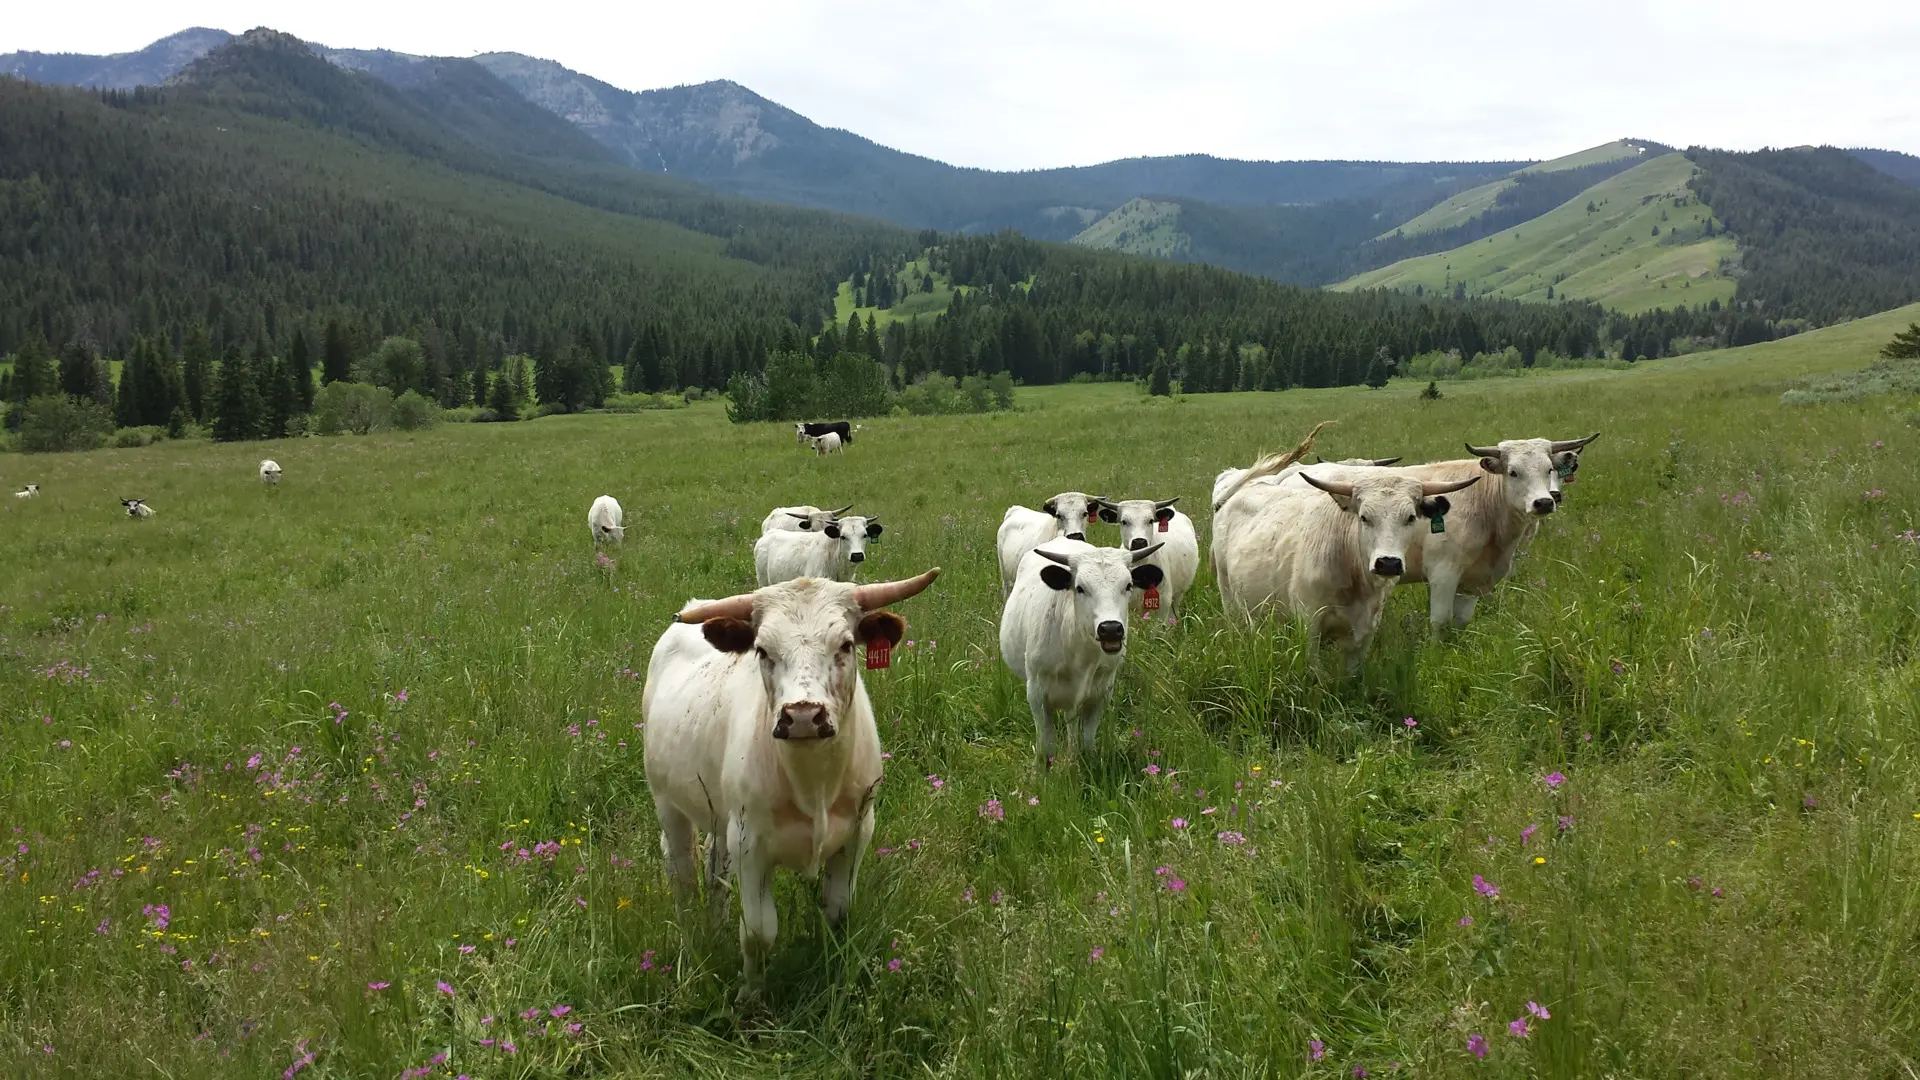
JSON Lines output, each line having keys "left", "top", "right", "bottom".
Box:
{"left": 3, "top": 311, "right": 1918, "bottom": 1077}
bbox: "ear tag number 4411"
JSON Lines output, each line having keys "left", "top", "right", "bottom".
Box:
{"left": 866, "top": 639, "right": 892, "bottom": 670}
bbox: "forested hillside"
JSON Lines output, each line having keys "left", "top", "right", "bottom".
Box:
{"left": 1688, "top": 147, "right": 1920, "bottom": 323}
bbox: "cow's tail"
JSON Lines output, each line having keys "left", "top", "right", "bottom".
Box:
{"left": 1212, "top": 420, "right": 1334, "bottom": 512}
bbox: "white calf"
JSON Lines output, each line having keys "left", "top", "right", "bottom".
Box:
{"left": 13, "top": 484, "right": 37, "bottom": 499}
{"left": 1000, "top": 540, "right": 1165, "bottom": 762}
{"left": 755, "top": 515, "right": 883, "bottom": 585}
{"left": 588, "top": 494, "right": 625, "bottom": 544}
{"left": 259, "top": 460, "right": 282, "bottom": 485}
{"left": 122, "top": 498, "right": 154, "bottom": 518}
{"left": 811, "top": 432, "right": 843, "bottom": 455}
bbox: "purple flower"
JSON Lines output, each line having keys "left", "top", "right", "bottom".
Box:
{"left": 1472, "top": 874, "right": 1500, "bottom": 899}
{"left": 521, "top": 1007, "right": 542, "bottom": 1020}
{"left": 1467, "top": 1032, "right": 1489, "bottom": 1059}
{"left": 366, "top": 981, "right": 390, "bottom": 991}
{"left": 1526, "top": 1001, "right": 1551, "bottom": 1020}
{"left": 887, "top": 958, "right": 903, "bottom": 972}
{"left": 550, "top": 1005, "right": 572, "bottom": 1018}
{"left": 1309, "top": 1039, "right": 1326, "bottom": 1061}
{"left": 1164, "top": 876, "right": 1187, "bottom": 894}
{"left": 979, "top": 799, "right": 1005, "bottom": 821}
{"left": 1457, "top": 915, "right": 1474, "bottom": 927}
{"left": 1171, "top": 817, "right": 1188, "bottom": 829}
{"left": 1403, "top": 716, "right": 1417, "bottom": 728}
{"left": 1027, "top": 796, "right": 1039, "bottom": 806}
{"left": 394, "top": 689, "right": 409, "bottom": 704}
{"left": 1544, "top": 771, "right": 1566, "bottom": 789}
{"left": 1508, "top": 1017, "right": 1530, "bottom": 1039}
{"left": 436, "top": 980, "right": 455, "bottom": 995}
{"left": 1557, "top": 815, "right": 1575, "bottom": 832}
{"left": 1520, "top": 824, "right": 1538, "bottom": 846}
{"left": 1145, "top": 764, "right": 1162, "bottom": 776}
{"left": 926, "top": 774, "right": 944, "bottom": 791}
{"left": 1354, "top": 1068, "right": 1368, "bottom": 1078}
{"left": 458, "top": 944, "right": 475, "bottom": 954}
{"left": 1088, "top": 946, "right": 1105, "bottom": 963}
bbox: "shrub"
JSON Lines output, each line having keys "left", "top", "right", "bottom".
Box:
{"left": 111, "top": 425, "right": 170, "bottom": 448}
{"left": 18, "top": 395, "right": 112, "bottom": 453}
{"left": 531, "top": 402, "right": 567, "bottom": 418}
{"left": 1420, "top": 381, "right": 1443, "bottom": 401}
{"left": 391, "top": 390, "right": 440, "bottom": 430}
{"left": 312, "top": 382, "right": 393, "bottom": 436}
{"left": 601, "top": 393, "right": 687, "bottom": 413}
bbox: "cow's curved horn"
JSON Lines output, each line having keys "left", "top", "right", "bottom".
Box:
{"left": 1130, "top": 543, "right": 1165, "bottom": 563}
{"left": 1153, "top": 496, "right": 1181, "bottom": 510}
{"left": 1422, "top": 475, "right": 1482, "bottom": 496}
{"left": 787, "top": 511, "right": 813, "bottom": 520}
{"left": 1370, "top": 457, "right": 1403, "bottom": 467}
{"left": 854, "top": 568, "right": 941, "bottom": 610}
{"left": 828, "top": 503, "right": 854, "bottom": 515}
{"left": 1549, "top": 433, "right": 1600, "bottom": 454}
{"left": 676, "top": 594, "right": 755, "bottom": 624}
{"left": 1301, "top": 473, "right": 1355, "bottom": 498}
{"left": 1465, "top": 441, "right": 1501, "bottom": 458}
{"left": 1034, "top": 548, "right": 1072, "bottom": 566}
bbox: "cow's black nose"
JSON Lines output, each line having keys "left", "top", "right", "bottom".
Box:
{"left": 849, "top": 551, "right": 865, "bottom": 563}
{"left": 1372, "top": 556, "right": 1404, "bottom": 576}
{"left": 1128, "top": 537, "right": 1148, "bottom": 550}
{"left": 1065, "top": 532, "right": 1085, "bottom": 541}
{"left": 1532, "top": 498, "right": 1557, "bottom": 515}
{"left": 1095, "top": 620, "right": 1125, "bottom": 642}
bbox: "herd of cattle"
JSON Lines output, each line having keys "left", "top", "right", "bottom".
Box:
{"left": 11, "top": 458, "right": 285, "bottom": 514}
{"left": 625, "top": 420, "right": 1600, "bottom": 996}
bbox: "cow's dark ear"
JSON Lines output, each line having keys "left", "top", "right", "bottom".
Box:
{"left": 1418, "top": 496, "right": 1451, "bottom": 519}
{"left": 1154, "top": 506, "right": 1176, "bottom": 523}
{"left": 1039, "top": 564, "right": 1073, "bottom": 591}
{"left": 865, "top": 522, "right": 884, "bottom": 539}
{"left": 1479, "top": 456, "right": 1502, "bottom": 474}
{"left": 824, "top": 523, "right": 842, "bottom": 539}
{"left": 1131, "top": 564, "right": 1164, "bottom": 590}
{"left": 702, "top": 618, "right": 756, "bottom": 653}
{"left": 1042, "top": 499, "right": 1058, "bottom": 516}
{"left": 1097, "top": 505, "right": 1118, "bottom": 524}
{"left": 857, "top": 611, "right": 904, "bottom": 648}
{"left": 798, "top": 519, "right": 813, "bottom": 530}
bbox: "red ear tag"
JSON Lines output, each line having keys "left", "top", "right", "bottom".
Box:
{"left": 1158, "top": 518, "right": 1169, "bottom": 533}
{"left": 1143, "top": 586, "right": 1161, "bottom": 611}
{"left": 866, "top": 639, "right": 892, "bottom": 670}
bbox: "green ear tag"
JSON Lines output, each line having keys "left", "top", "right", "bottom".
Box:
{"left": 1556, "top": 460, "right": 1576, "bottom": 480}
{"left": 1430, "top": 512, "right": 1447, "bottom": 534}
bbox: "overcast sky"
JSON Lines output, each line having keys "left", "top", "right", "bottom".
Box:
{"left": 5, "top": 0, "right": 1917, "bottom": 169}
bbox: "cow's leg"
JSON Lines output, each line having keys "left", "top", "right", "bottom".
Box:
{"left": 1027, "top": 678, "right": 1056, "bottom": 766}
{"left": 703, "top": 825, "right": 731, "bottom": 921}
{"left": 1425, "top": 570, "right": 1462, "bottom": 634}
{"left": 656, "top": 800, "right": 698, "bottom": 908}
{"left": 821, "top": 804, "right": 874, "bottom": 929}
{"left": 729, "top": 816, "right": 776, "bottom": 998}
{"left": 1076, "top": 695, "right": 1106, "bottom": 760}
{"left": 1451, "top": 593, "right": 1480, "bottom": 628}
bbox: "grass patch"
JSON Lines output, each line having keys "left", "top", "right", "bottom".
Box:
{"left": 4, "top": 308, "right": 1920, "bottom": 1076}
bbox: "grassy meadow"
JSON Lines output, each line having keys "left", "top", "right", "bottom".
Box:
{"left": 4, "top": 306, "right": 1920, "bottom": 1078}
{"left": 1340, "top": 153, "right": 1738, "bottom": 315}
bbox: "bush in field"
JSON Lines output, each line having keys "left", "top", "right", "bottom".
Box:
{"left": 111, "top": 425, "right": 170, "bottom": 448}
{"left": 391, "top": 390, "right": 440, "bottom": 430}
{"left": 313, "top": 381, "right": 393, "bottom": 436}
{"left": 728, "top": 349, "right": 923, "bottom": 423}
{"left": 601, "top": 393, "right": 687, "bottom": 413}
{"left": 1883, "top": 323, "right": 1920, "bottom": 359}
{"left": 17, "top": 395, "right": 113, "bottom": 452}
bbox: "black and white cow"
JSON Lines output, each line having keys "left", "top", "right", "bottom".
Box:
{"left": 795, "top": 421, "right": 854, "bottom": 447}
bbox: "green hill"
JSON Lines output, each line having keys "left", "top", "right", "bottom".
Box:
{"left": 1336, "top": 152, "right": 1737, "bottom": 314}
{"left": 1067, "top": 198, "right": 1188, "bottom": 259}
{"left": 1383, "top": 140, "right": 1653, "bottom": 239}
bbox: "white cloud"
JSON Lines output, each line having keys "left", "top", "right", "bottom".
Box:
{"left": 5, "top": 0, "right": 1916, "bottom": 168}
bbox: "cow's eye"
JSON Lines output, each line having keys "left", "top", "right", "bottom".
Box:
{"left": 1404, "top": 515, "right": 1416, "bottom": 525}
{"left": 754, "top": 647, "right": 769, "bottom": 661}
{"left": 838, "top": 641, "right": 854, "bottom": 654}
{"left": 1074, "top": 585, "right": 1085, "bottom": 594}
{"left": 1509, "top": 469, "right": 1519, "bottom": 477}
{"left": 1360, "top": 516, "right": 1373, "bottom": 526}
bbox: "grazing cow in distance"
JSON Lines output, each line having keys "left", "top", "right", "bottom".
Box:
{"left": 259, "top": 460, "right": 282, "bottom": 485}
{"left": 588, "top": 495, "right": 626, "bottom": 544}
{"left": 755, "top": 515, "right": 884, "bottom": 585}
{"left": 1212, "top": 455, "right": 1400, "bottom": 511}
{"left": 1281, "top": 433, "right": 1599, "bottom": 630}
{"left": 1097, "top": 497, "right": 1200, "bottom": 620}
{"left": 761, "top": 503, "right": 853, "bottom": 536}
{"left": 13, "top": 484, "right": 37, "bottom": 499}
{"left": 995, "top": 491, "right": 1105, "bottom": 598}
{"left": 796, "top": 421, "right": 854, "bottom": 447}
{"left": 1001, "top": 540, "right": 1165, "bottom": 763}
{"left": 1215, "top": 463, "right": 1480, "bottom": 671}
{"left": 811, "top": 432, "right": 844, "bottom": 456}
{"left": 642, "top": 568, "right": 939, "bottom": 997}
{"left": 122, "top": 498, "right": 154, "bottom": 518}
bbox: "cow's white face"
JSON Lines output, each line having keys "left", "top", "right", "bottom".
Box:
{"left": 1309, "top": 475, "right": 1453, "bottom": 578}
{"left": 1042, "top": 492, "right": 1100, "bottom": 542}
{"left": 701, "top": 579, "right": 903, "bottom": 742}
{"left": 1100, "top": 498, "right": 1179, "bottom": 552}
{"left": 598, "top": 524, "right": 626, "bottom": 543}
{"left": 1480, "top": 439, "right": 1564, "bottom": 518}
{"left": 1034, "top": 542, "right": 1164, "bottom": 654}
{"left": 824, "top": 515, "right": 883, "bottom": 566}
{"left": 795, "top": 423, "right": 809, "bottom": 445}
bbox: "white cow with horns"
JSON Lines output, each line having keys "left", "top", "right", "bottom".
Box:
{"left": 642, "top": 568, "right": 940, "bottom": 996}
{"left": 121, "top": 498, "right": 154, "bottom": 518}
{"left": 1096, "top": 497, "right": 1199, "bottom": 621}
{"left": 995, "top": 491, "right": 1105, "bottom": 598}
{"left": 755, "top": 515, "right": 884, "bottom": 585}
{"left": 1001, "top": 539, "right": 1164, "bottom": 763}
{"left": 1213, "top": 425, "right": 1479, "bottom": 671}
{"left": 13, "top": 484, "right": 38, "bottom": 499}
{"left": 1277, "top": 433, "right": 1599, "bottom": 630}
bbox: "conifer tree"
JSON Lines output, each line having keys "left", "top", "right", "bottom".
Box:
{"left": 181, "top": 324, "right": 214, "bottom": 423}
{"left": 115, "top": 337, "right": 148, "bottom": 429}
{"left": 212, "top": 344, "right": 262, "bottom": 442}
{"left": 487, "top": 366, "right": 518, "bottom": 420}
{"left": 470, "top": 361, "right": 489, "bottom": 407}
{"left": 321, "top": 319, "right": 351, "bottom": 385}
